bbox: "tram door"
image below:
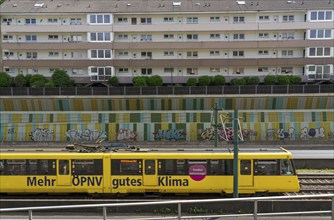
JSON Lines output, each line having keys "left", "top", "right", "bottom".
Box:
{"left": 239, "top": 160, "right": 253, "bottom": 187}
{"left": 57, "top": 160, "right": 71, "bottom": 186}
{"left": 143, "top": 160, "right": 157, "bottom": 186}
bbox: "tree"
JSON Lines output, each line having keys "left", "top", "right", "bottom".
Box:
{"left": 198, "top": 75, "right": 212, "bottom": 86}
{"left": 132, "top": 76, "right": 148, "bottom": 87}
{"left": 51, "top": 69, "right": 74, "bottom": 87}
{"left": 0, "top": 72, "right": 13, "bottom": 87}
{"left": 244, "top": 76, "right": 260, "bottom": 85}
{"left": 186, "top": 78, "right": 197, "bottom": 86}
{"left": 108, "top": 76, "right": 119, "bottom": 86}
{"left": 277, "top": 75, "right": 290, "bottom": 85}
{"left": 230, "top": 78, "right": 246, "bottom": 86}
{"left": 213, "top": 75, "right": 225, "bottom": 86}
{"left": 264, "top": 75, "right": 278, "bottom": 85}
{"left": 13, "top": 74, "right": 28, "bottom": 87}
{"left": 30, "top": 74, "right": 49, "bottom": 88}
{"left": 147, "top": 75, "right": 163, "bottom": 86}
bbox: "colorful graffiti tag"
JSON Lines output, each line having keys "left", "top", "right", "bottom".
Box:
{"left": 153, "top": 129, "right": 187, "bottom": 141}
{"left": 300, "top": 127, "right": 325, "bottom": 139}
{"left": 66, "top": 129, "right": 107, "bottom": 142}
{"left": 117, "top": 129, "right": 137, "bottom": 141}
{"left": 29, "top": 128, "right": 54, "bottom": 142}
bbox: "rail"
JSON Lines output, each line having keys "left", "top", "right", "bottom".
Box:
{"left": 1, "top": 194, "right": 333, "bottom": 220}
{"left": 0, "top": 84, "right": 333, "bottom": 96}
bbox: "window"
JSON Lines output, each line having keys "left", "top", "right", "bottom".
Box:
{"left": 186, "top": 17, "right": 198, "bottom": 23}
{"left": 186, "top": 34, "right": 198, "bottom": 40}
{"left": 310, "top": 11, "right": 333, "bottom": 21}
{"left": 48, "top": 35, "right": 58, "bottom": 40}
{"left": 164, "top": 34, "right": 174, "bottom": 39}
{"left": 209, "top": 51, "right": 220, "bottom": 56}
{"left": 309, "top": 29, "right": 332, "bottom": 39}
{"left": 90, "top": 50, "right": 112, "bottom": 59}
{"left": 232, "top": 51, "right": 244, "bottom": 57}
{"left": 281, "top": 67, "right": 293, "bottom": 74}
{"left": 111, "top": 159, "right": 142, "bottom": 175}
{"left": 70, "top": 18, "right": 82, "bottom": 25}
{"left": 254, "top": 160, "right": 278, "bottom": 175}
{"left": 280, "top": 159, "right": 294, "bottom": 175}
{"left": 187, "top": 68, "right": 198, "bottom": 75}
{"left": 164, "top": 67, "right": 174, "bottom": 73}
{"left": 233, "top": 67, "right": 244, "bottom": 74}
{"left": 118, "top": 51, "right": 129, "bottom": 56}
{"left": 259, "top": 15, "right": 269, "bottom": 21}
{"left": 48, "top": 52, "right": 59, "bottom": 57}
{"left": 163, "top": 17, "right": 174, "bottom": 22}
{"left": 140, "top": 34, "right": 152, "bottom": 41}
{"left": 210, "top": 68, "right": 220, "bottom": 72}
{"left": 164, "top": 51, "right": 174, "bottom": 56}
{"left": 72, "top": 160, "right": 102, "bottom": 175}
{"left": 210, "top": 33, "right": 220, "bottom": 39}
{"left": 26, "top": 52, "right": 37, "bottom": 59}
{"left": 118, "top": 68, "right": 129, "bottom": 73}
{"left": 3, "top": 35, "right": 13, "bottom": 40}
{"left": 233, "top": 33, "right": 245, "bottom": 40}
{"left": 233, "top": 16, "right": 245, "bottom": 23}
{"left": 259, "top": 33, "right": 269, "bottom": 38}
{"left": 4, "top": 52, "right": 14, "bottom": 58}
{"left": 117, "top": 17, "right": 128, "bottom": 23}
{"left": 283, "top": 15, "right": 294, "bottom": 22}
{"left": 118, "top": 34, "right": 128, "bottom": 40}
{"left": 309, "top": 47, "right": 331, "bottom": 57}
{"left": 90, "top": 32, "right": 111, "bottom": 42}
{"left": 282, "top": 32, "right": 294, "bottom": 40}
{"left": 282, "top": 50, "right": 294, "bottom": 56}
{"left": 89, "top": 14, "right": 111, "bottom": 24}
{"left": 210, "top": 16, "right": 220, "bottom": 22}
{"left": 25, "top": 18, "right": 36, "bottom": 25}
{"left": 90, "top": 67, "right": 112, "bottom": 81}
{"left": 25, "top": 35, "right": 37, "bottom": 42}
{"left": 241, "top": 160, "right": 251, "bottom": 175}
{"left": 72, "top": 69, "right": 84, "bottom": 75}
{"left": 186, "top": 51, "right": 198, "bottom": 58}
{"left": 258, "top": 67, "right": 268, "bottom": 72}
{"left": 141, "top": 51, "right": 152, "bottom": 59}
{"left": 258, "top": 50, "right": 269, "bottom": 55}
{"left": 47, "top": 18, "right": 58, "bottom": 23}
{"left": 141, "top": 68, "right": 152, "bottom": 75}
{"left": 140, "top": 17, "right": 152, "bottom": 24}
{"left": 0, "top": 159, "right": 56, "bottom": 176}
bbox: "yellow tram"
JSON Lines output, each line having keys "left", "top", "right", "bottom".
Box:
{"left": 0, "top": 147, "right": 300, "bottom": 195}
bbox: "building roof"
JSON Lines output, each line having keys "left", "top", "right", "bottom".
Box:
{"left": 1, "top": 0, "right": 333, "bottom": 14}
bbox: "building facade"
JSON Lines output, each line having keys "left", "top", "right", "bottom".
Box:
{"left": 1, "top": 0, "right": 333, "bottom": 85}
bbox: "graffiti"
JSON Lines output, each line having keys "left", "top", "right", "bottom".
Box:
{"left": 300, "top": 127, "right": 325, "bottom": 139}
{"left": 29, "top": 128, "right": 54, "bottom": 142}
{"left": 7, "top": 128, "right": 15, "bottom": 134}
{"left": 241, "top": 129, "right": 257, "bottom": 140}
{"left": 117, "top": 129, "right": 137, "bottom": 141}
{"left": 329, "top": 131, "right": 334, "bottom": 140}
{"left": 200, "top": 128, "right": 256, "bottom": 141}
{"left": 200, "top": 128, "right": 215, "bottom": 140}
{"left": 267, "top": 128, "right": 295, "bottom": 140}
{"left": 153, "top": 129, "right": 186, "bottom": 141}
{"left": 66, "top": 129, "right": 107, "bottom": 142}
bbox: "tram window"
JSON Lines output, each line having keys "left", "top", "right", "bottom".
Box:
{"left": 280, "top": 159, "right": 294, "bottom": 175}
{"left": 209, "top": 160, "right": 225, "bottom": 175}
{"left": 225, "top": 160, "right": 234, "bottom": 175}
{"left": 38, "top": 160, "right": 56, "bottom": 175}
{"left": 176, "top": 160, "right": 187, "bottom": 175}
{"left": 72, "top": 159, "right": 102, "bottom": 175}
{"left": 254, "top": 160, "right": 278, "bottom": 175}
{"left": 158, "top": 159, "right": 175, "bottom": 175}
{"left": 241, "top": 160, "right": 251, "bottom": 175}
{"left": 111, "top": 159, "right": 142, "bottom": 175}
{"left": 0, "top": 160, "right": 4, "bottom": 174}
{"left": 59, "top": 160, "right": 69, "bottom": 175}
{"left": 145, "top": 160, "right": 155, "bottom": 175}
{"left": 6, "top": 160, "right": 26, "bottom": 175}
{"left": 28, "top": 160, "right": 38, "bottom": 174}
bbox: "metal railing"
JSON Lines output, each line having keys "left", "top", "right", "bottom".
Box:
{"left": 1, "top": 194, "right": 333, "bottom": 220}
{"left": 0, "top": 84, "right": 333, "bottom": 96}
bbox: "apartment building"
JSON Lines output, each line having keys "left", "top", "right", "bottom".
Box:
{"left": 1, "top": 0, "right": 333, "bottom": 85}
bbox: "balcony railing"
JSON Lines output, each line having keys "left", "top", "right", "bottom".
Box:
{"left": 0, "top": 85, "right": 333, "bottom": 96}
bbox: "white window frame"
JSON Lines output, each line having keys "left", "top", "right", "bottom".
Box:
{"left": 283, "top": 15, "right": 294, "bottom": 22}
{"left": 90, "top": 32, "right": 111, "bottom": 42}
{"left": 232, "top": 51, "right": 244, "bottom": 57}
{"left": 186, "top": 34, "right": 198, "bottom": 40}
{"left": 90, "top": 50, "right": 112, "bottom": 59}
{"left": 164, "top": 51, "right": 174, "bottom": 56}
{"left": 89, "top": 14, "right": 111, "bottom": 24}
{"left": 309, "top": 10, "right": 333, "bottom": 21}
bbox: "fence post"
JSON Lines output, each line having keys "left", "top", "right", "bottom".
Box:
{"left": 28, "top": 210, "right": 33, "bottom": 220}
{"left": 103, "top": 206, "right": 107, "bottom": 220}
{"left": 178, "top": 202, "right": 182, "bottom": 220}
{"left": 254, "top": 200, "right": 258, "bottom": 220}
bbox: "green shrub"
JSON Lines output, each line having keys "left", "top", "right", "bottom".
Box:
{"left": 51, "top": 69, "right": 74, "bottom": 87}
{"left": 288, "top": 75, "right": 302, "bottom": 85}
{"left": 245, "top": 76, "right": 260, "bottom": 85}
{"left": 213, "top": 75, "right": 225, "bottom": 85}
{"left": 230, "top": 78, "right": 246, "bottom": 86}
{"left": 108, "top": 76, "right": 119, "bottom": 86}
{"left": 132, "top": 76, "right": 148, "bottom": 87}
{"left": 13, "top": 74, "right": 28, "bottom": 87}
{"left": 186, "top": 78, "right": 197, "bottom": 86}
{"left": 198, "top": 75, "right": 212, "bottom": 86}
{"left": 0, "top": 72, "right": 13, "bottom": 87}
{"left": 277, "top": 75, "right": 290, "bottom": 85}
{"left": 263, "top": 75, "right": 278, "bottom": 85}
{"left": 147, "top": 75, "right": 163, "bottom": 86}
